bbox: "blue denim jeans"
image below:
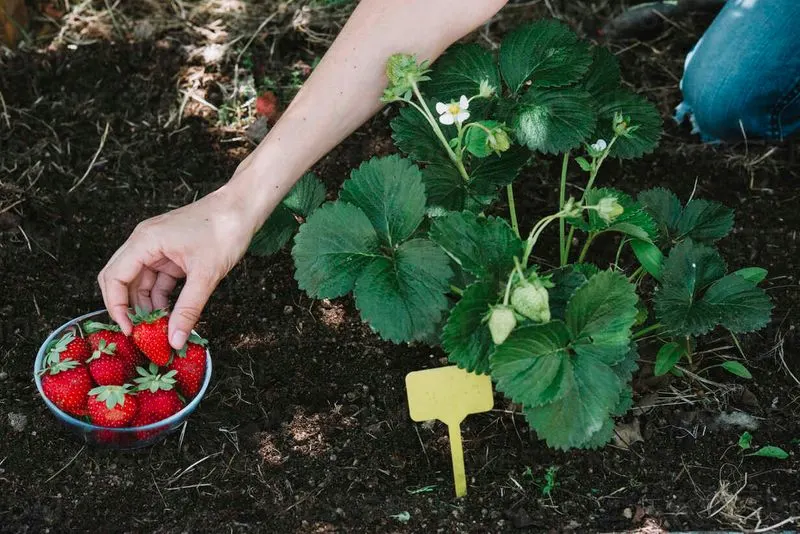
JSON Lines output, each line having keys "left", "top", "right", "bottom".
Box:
{"left": 675, "top": 0, "right": 800, "bottom": 142}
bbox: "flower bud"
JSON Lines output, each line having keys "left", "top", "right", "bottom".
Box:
{"left": 563, "top": 197, "right": 582, "bottom": 219}
{"left": 597, "top": 196, "right": 624, "bottom": 223}
{"left": 487, "top": 128, "right": 511, "bottom": 154}
{"left": 478, "top": 79, "right": 496, "bottom": 99}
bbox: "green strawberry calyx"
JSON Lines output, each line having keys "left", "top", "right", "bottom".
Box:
{"left": 86, "top": 339, "right": 117, "bottom": 362}
{"left": 44, "top": 329, "right": 78, "bottom": 366}
{"left": 82, "top": 320, "right": 122, "bottom": 334}
{"left": 128, "top": 306, "right": 169, "bottom": 325}
{"left": 176, "top": 332, "right": 208, "bottom": 358}
{"left": 133, "top": 362, "right": 178, "bottom": 393}
{"left": 39, "top": 358, "right": 80, "bottom": 377}
{"left": 89, "top": 384, "right": 133, "bottom": 409}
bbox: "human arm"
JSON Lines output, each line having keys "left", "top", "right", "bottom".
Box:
{"left": 98, "top": 0, "right": 509, "bottom": 349}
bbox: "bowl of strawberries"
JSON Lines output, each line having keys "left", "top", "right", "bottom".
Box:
{"left": 33, "top": 308, "right": 212, "bottom": 449}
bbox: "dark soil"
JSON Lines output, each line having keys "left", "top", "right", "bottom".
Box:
{"left": 1, "top": 4, "right": 799, "bottom": 533}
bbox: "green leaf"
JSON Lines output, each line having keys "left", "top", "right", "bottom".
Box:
{"left": 655, "top": 240, "right": 726, "bottom": 335}
{"left": 429, "top": 211, "right": 522, "bottom": 280}
{"left": 524, "top": 351, "right": 621, "bottom": 450}
{"left": 721, "top": 360, "right": 752, "bottom": 379}
{"left": 631, "top": 239, "right": 664, "bottom": 281}
{"left": 704, "top": 275, "right": 773, "bottom": 333}
{"left": 282, "top": 172, "right": 326, "bottom": 216}
{"left": 499, "top": 20, "right": 592, "bottom": 93}
{"left": 731, "top": 267, "right": 768, "bottom": 284}
{"left": 576, "top": 187, "right": 657, "bottom": 240}
{"left": 593, "top": 90, "right": 662, "bottom": 159}
{"left": 738, "top": 431, "right": 752, "bottom": 450}
{"left": 421, "top": 163, "right": 468, "bottom": 211}
{"left": 676, "top": 199, "right": 734, "bottom": 243}
{"left": 248, "top": 173, "right": 327, "bottom": 257}
{"left": 248, "top": 204, "right": 298, "bottom": 257}
{"left": 748, "top": 446, "right": 789, "bottom": 460}
{"left": 655, "top": 241, "right": 771, "bottom": 336}
{"left": 513, "top": 87, "right": 597, "bottom": 155}
{"left": 391, "top": 105, "right": 450, "bottom": 164}
{"left": 292, "top": 201, "right": 381, "bottom": 299}
{"left": 491, "top": 321, "right": 573, "bottom": 408}
{"left": 469, "top": 145, "right": 530, "bottom": 191}
{"left": 575, "top": 156, "right": 592, "bottom": 172}
{"left": 638, "top": 188, "right": 682, "bottom": 247}
{"left": 464, "top": 120, "right": 502, "bottom": 158}
{"left": 547, "top": 266, "right": 588, "bottom": 321}
{"left": 654, "top": 342, "right": 684, "bottom": 376}
{"left": 424, "top": 43, "right": 500, "bottom": 101}
{"left": 639, "top": 189, "right": 734, "bottom": 247}
{"left": 353, "top": 239, "right": 452, "bottom": 343}
{"left": 566, "top": 270, "right": 639, "bottom": 365}
{"left": 340, "top": 155, "right": 426, "bottom": 246}
{"left": 442, "top": 281, "right": 498, "bottom": 374}
{"left": 582, "top": 47, "right": 621, "bottom": 99}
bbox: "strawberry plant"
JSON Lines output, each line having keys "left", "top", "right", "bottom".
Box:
{"left": 250, "top": 20, "right": 773, "bottom": 450}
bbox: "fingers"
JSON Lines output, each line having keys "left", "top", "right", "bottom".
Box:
{"left": 129, "top": 268, "right": 157, "bottom": 312}
{"left": 151, "top": 272, "right": 178, "bottom": 310}
{"left": 168, "top": 271, "right": 217, "bottom": 350}
{"left": 99, "top": 250, "right": 145, "bottom": 335}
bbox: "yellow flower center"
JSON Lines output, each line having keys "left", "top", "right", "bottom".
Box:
{"left": 448, "top": 103, "right": 461, "bottom": 115}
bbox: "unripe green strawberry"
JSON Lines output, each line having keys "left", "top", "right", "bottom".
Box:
{"left": 487, "top": 305, "right": 517, "bottom": 345}
{"left": 511, "top": 283, "right": 551, "bottom": 323}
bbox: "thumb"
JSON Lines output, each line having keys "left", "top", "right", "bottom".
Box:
{"left": 168, "top": 272, "right": 217, "bottom": 350}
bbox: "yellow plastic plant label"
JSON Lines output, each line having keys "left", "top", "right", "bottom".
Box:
{"left": 405, "top": 366, "right": 494, "bottom": 497}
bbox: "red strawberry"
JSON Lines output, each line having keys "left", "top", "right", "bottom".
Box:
{"left": 84, "top": 320, "right": 146, "bottom": 370}
{"left": 168, "top": 332, "right": 208, "bottom": 399}
{"left": 255, "top": 91, "right": 279, "bottom": 121}
{"left": 40, "top": 360, "right": 93, "bottom": 417}
{"left": 129, "top": 308, "right": 172, "bottom": 366}
{"left": 86, "top": 339, "right": 132, "bottom": 386}
{"left": 44, "top": 329, "right": 91, "bottom": 366}
{"left": 131, "top": 363, "right": 184, "bottom": 439}
{"left": 87, "top": 385, "right": 138, "bottom": 427}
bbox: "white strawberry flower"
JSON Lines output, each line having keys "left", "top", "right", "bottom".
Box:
{"left": 435, "top": 95, "right": 470, "bottom": 125}
{"left": 591, "top": 139, "right": 608, "bottom": 152}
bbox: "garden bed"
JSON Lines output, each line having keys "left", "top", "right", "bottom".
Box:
{"left": 0, "top": 2, "right": 798, "bottom": 532}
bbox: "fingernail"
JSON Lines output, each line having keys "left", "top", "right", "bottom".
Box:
{"left": 171, "top": 329, "right": 188, "bottom": 350}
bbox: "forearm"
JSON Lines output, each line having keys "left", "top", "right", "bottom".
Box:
{"left": 224, "top": 0, "right": 508, "bottom": 232}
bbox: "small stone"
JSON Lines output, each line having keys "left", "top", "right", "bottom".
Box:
{"left": 0, "top": 371, "right": 8, "bottom": 380}
{"left": 283, "top": 305, "right": 294, "bottom": 315}
{"left": 8, "top": 412, "right": 28, "bottom": 432}
{"left": 623, "top": 507, "right": 633, "bottom": 519}
{"left": 245, "top": 116, "right": 270, "bottom": 143}
{"left": 507, "top": 508, "right": 535, "bottom": 529}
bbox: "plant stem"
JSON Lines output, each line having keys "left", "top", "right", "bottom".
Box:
{"left": 559, "top": 153, "right": 569, "bottom": 266}
{"left": 507, "top": 184, "right": 519, "bottom": 238}
{"left": 614, "top": 238, "right": 627, "bottom": 269}
{"left": 449, "top": 285, "right": 464, "bottom": 296}
{"left": 628, "top": 265, "right": 644, "bottom": 282}
{"left": 502, "top": 268, "right": 516, "bottom": 306}
{"left": 410, "top": 83, "right": 470, "bottom": 182}
{"left": 563, "top": 136, "right": 619, "bottom": 265}
{"left": 632, "top": 323, "right": 663, "bottom": 340}
{"left": 577, "top": 232, "right": 598, "bottom": 264}
{"left": 522, "top": 214, "right": 560, "bottom": 267}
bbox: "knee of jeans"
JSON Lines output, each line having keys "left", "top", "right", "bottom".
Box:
{"left": 681, "top": 62, "right": 768, "bottom": 141}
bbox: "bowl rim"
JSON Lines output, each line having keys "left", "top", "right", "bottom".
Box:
{"left": 33, "top": 309, "right": 212, "bottom": 433}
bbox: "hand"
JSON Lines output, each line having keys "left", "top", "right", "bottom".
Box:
{"left": 98, "top": 185, "right": 261, "bottom": 349}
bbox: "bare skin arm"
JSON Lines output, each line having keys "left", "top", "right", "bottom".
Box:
{"left": 98, "top": 0, "right": 509, "bottom": 349}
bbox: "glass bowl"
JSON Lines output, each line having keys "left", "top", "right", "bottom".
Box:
{"left": 33, "top": 309, "right": 212, "bottom": 449}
